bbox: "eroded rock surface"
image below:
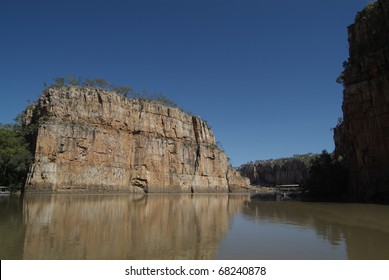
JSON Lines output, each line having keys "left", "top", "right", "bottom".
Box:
{"left": 24, "top": 87, "right": 249, "bottom": 192}
{"left": 238, "top": 159, "right": 309, "bottom": 186}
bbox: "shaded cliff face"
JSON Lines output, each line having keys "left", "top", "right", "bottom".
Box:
{"left": 238, "top": 159, "right": 309, "bottom": 186}
{"left": 334, "top": 0, "right": 389, "bottom": 200}
{"left": 24, "top": 86, "right": 249, "bottom": 192}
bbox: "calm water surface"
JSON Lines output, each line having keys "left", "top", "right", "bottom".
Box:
{"left": 1, "top": 193, "right": 389, "bottom": 259}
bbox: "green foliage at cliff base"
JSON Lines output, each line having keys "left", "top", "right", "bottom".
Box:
{"left": 0, "top": 124, "right": 33, "bottom": 191}
{"left": 301, "top": 150, "right": 348, "bottom": 200}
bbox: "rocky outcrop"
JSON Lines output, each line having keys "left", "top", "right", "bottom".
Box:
{"left": 238, "top": 157, "right": 311, "bottom": 186}
{"left": 24, "top": 86, "right": 249, "bottom": 192}
{"left": 334, "top": 0, "right": 389, "bottom": 200}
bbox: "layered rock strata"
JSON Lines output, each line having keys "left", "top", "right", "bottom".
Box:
{"left": 238, "top": 159, "right": 309, "bottom": 186}
{"left": 24, "top": 86, "right": 249, "bottom": 192}
{"left": 334, "top": 0, "right": 389, "bottom": 200}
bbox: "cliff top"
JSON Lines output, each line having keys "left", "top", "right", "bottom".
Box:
{"left": 25, "top": 79, "right": 210, "bottom": 126}
{"left": 29, "top": 77, "right": 196, "bottom": 120}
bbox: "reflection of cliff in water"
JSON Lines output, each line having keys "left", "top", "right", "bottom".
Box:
{"left": 243, "top": 200, "right": 389, "bottom": 259}
{"left": 22, "top": 193, "right": 249, "bottom": 259}
{"left": 0, "top": 196, "right": 25, "bottom": 259}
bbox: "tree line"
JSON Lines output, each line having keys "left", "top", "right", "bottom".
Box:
{"left": 301, "top": 150, "right": 348, "bottom": 200}
{"left": 0, "top": 123, "right": 33, "bottom": 192}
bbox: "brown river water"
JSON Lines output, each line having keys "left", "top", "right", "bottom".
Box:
{"left": 1, "top": 193, "right": 389, "bottom": 259}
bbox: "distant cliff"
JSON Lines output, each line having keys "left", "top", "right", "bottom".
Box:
{"left": 334, "top": 0, "right": 389, "bottom": 201}
{"left": 24, "top": 86, "right": 249, "bottom": 192}
{"left": 238, "top": 155, "right": 315, "bottom": 186}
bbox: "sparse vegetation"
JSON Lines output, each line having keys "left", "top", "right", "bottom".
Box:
{"left": 48, "top": 76, "right": 132, "bottom": 97}
{"left": 252, "top": 153, "right": 318, "bottom": 168}
{"left": 336, "top": 60, "right": 351, "bottom": 87}
{"left": 203, "top": 119, "right": 211, "bottom": 130}
{"left": 46, "top": 76, "right": 180, "bottom": 109}
{"left": 360, "top": 1, "right": 379, "bottom": 18}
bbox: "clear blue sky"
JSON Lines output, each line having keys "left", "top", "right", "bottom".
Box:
{"left": 0, "top": 0, "right": 372, "bottom": 166}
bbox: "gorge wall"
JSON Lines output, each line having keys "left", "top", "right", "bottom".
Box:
{"left": 238, "top": 157, "right": 310, "bottom": 186}
{"left": 334, "top": 0, "right": 389, "bottom": 200}
{"left": 24, "top": 86, "right": 249, "bottom": 193}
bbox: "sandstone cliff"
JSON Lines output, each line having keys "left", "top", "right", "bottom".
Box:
{"left": 24, "top": 86, "right": 249, "bottom": 192}
{"left": 238, "top": 156, "right": 312, "bottom": 186}
{"left": 334, "top": 0, "right": 389, "bottom": 200}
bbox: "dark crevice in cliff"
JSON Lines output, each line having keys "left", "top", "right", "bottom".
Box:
{"left": 194, "top": 145, "right": 201, "bottom": 172}
{"left": 97, "top": 91, "right": 103, "bottom": 105}
{"left": 191, "top": 116, "right": 201, "bottom": 144}
{"left": 192, "top": 115, "right": 201, "bottom": 174}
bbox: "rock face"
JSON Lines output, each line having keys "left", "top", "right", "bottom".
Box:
{"left": 24, "top": 86, "right": 249, "bottom": 192}
{"left": 238, "top": 158, "right": 309, "bottom": 186}
{"left": 334, "top": 0, "right": 389, "bottom": 200}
